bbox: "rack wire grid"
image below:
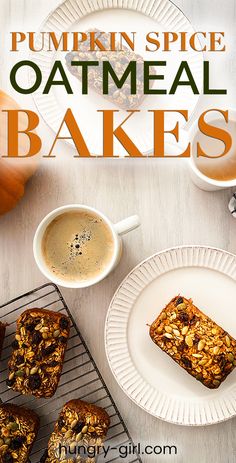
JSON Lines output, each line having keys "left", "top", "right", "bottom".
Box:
{"left": 0, "top": 283, "right": 142, "bottom": 463}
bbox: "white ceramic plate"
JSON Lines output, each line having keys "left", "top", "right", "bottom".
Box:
{"left": 31, "top": 0, "right": 203, "bottom": 156}
{"left": 105, "top": 246, "right": 236, "bottom": 426}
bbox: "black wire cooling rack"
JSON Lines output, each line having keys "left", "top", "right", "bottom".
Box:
{"left": 0, "top": 283, "right": 142, "bottom": 463}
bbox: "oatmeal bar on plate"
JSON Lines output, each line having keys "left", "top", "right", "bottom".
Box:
{"left": 149, "top": 296, "right": 236, "bottom": 389}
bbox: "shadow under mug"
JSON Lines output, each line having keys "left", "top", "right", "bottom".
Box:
{"left": 186, "top": 109, "right": 236, "bottom": 191}
{"left": 33, "top": 204, "right": 140, "bottom": 289}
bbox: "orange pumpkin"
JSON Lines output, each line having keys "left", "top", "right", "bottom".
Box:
{"left": 0, "top": 90, "right": 38, "bottom": 215}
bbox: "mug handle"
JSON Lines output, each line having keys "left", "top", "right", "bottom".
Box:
{"left": 113, "top": 215, "right": 140, "bottom": 236}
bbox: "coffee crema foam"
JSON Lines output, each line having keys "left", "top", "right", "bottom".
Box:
{"left": 42, "top": 211, "right": 114, "bottom": 282}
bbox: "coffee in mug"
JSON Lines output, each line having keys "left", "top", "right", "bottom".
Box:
{"left": 42, "top": 210, "right": 114, "bottom": 283}
{"left": 187, "top": 109, "right": 236, "bottom": 191}
{"left": 193, "top": 119, "right": 236, "bottom": 181}
{"left": 34, "top": 205, "right": 140, "bottom": 288}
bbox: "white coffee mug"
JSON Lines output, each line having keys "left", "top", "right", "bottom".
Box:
{"left": 187, "top": 109, "right": 236, "bottom": 191}
{"left": 33, "top": 204, "right": 140, "bottom": 289}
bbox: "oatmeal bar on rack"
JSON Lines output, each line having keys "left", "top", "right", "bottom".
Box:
{"left": 66, "top": 28, "right": 156, "bottom": 110}
{"left": 0, "top": 403, "right": 39, "bottom": 463}
{"left": 7, "top": 308, "right": 70, "bottom": 398}
{"left": 149, "top": 296, "right": 236, "bottom": 389}
{"left": 40, "top": 399, "right": 110, "bottom": 463}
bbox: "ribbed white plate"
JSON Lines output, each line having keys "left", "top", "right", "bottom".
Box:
{"left": 31, "top": 0, "right": 203, "bottom": 156}
{"left": 105, "top": 246, "right": 236, "bottom": 426}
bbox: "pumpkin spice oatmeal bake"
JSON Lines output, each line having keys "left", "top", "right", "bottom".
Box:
{"left": 40, "top": 399, "right": 110, "bottom": 463}
{"left": 149, "top": 295, "right": 236, "bottom": 389}
{"left": 66, "top": 28, "right": 156, "bottom": 110}
{"left": 0, "top": 403, "right": 39, "bottom": 463}
{"left": 7, "top": 308, "right": 70, "bottom": 398}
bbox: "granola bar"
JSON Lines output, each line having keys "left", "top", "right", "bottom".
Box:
{"left": 40, "top": 399, "right": 110, "bottom": 463}
{"left": 0, "top": 403, "right": 39, "bottom": 463}
{"left": 149, "top": 296, "right": 236, "bottom": 389}
{"left": 66, "top": 28, "right": 155, "bottom": 110}
{"left": 7, "top": 308, "right": 70, "bottom": 398}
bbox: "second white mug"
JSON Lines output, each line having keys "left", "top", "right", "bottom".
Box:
{"left": 187, "top": 109, "right": 236, "bottom": 191}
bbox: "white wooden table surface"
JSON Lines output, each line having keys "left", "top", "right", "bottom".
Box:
{"left": 1, "top": 1, "right": 236, "bottom": 462}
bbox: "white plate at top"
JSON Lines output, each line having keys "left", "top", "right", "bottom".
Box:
{"left": 105, "top": 246, "right": 236, "bottom": 426}
{"left": 31, "top": 0, "right": 203, "bottom": 156}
